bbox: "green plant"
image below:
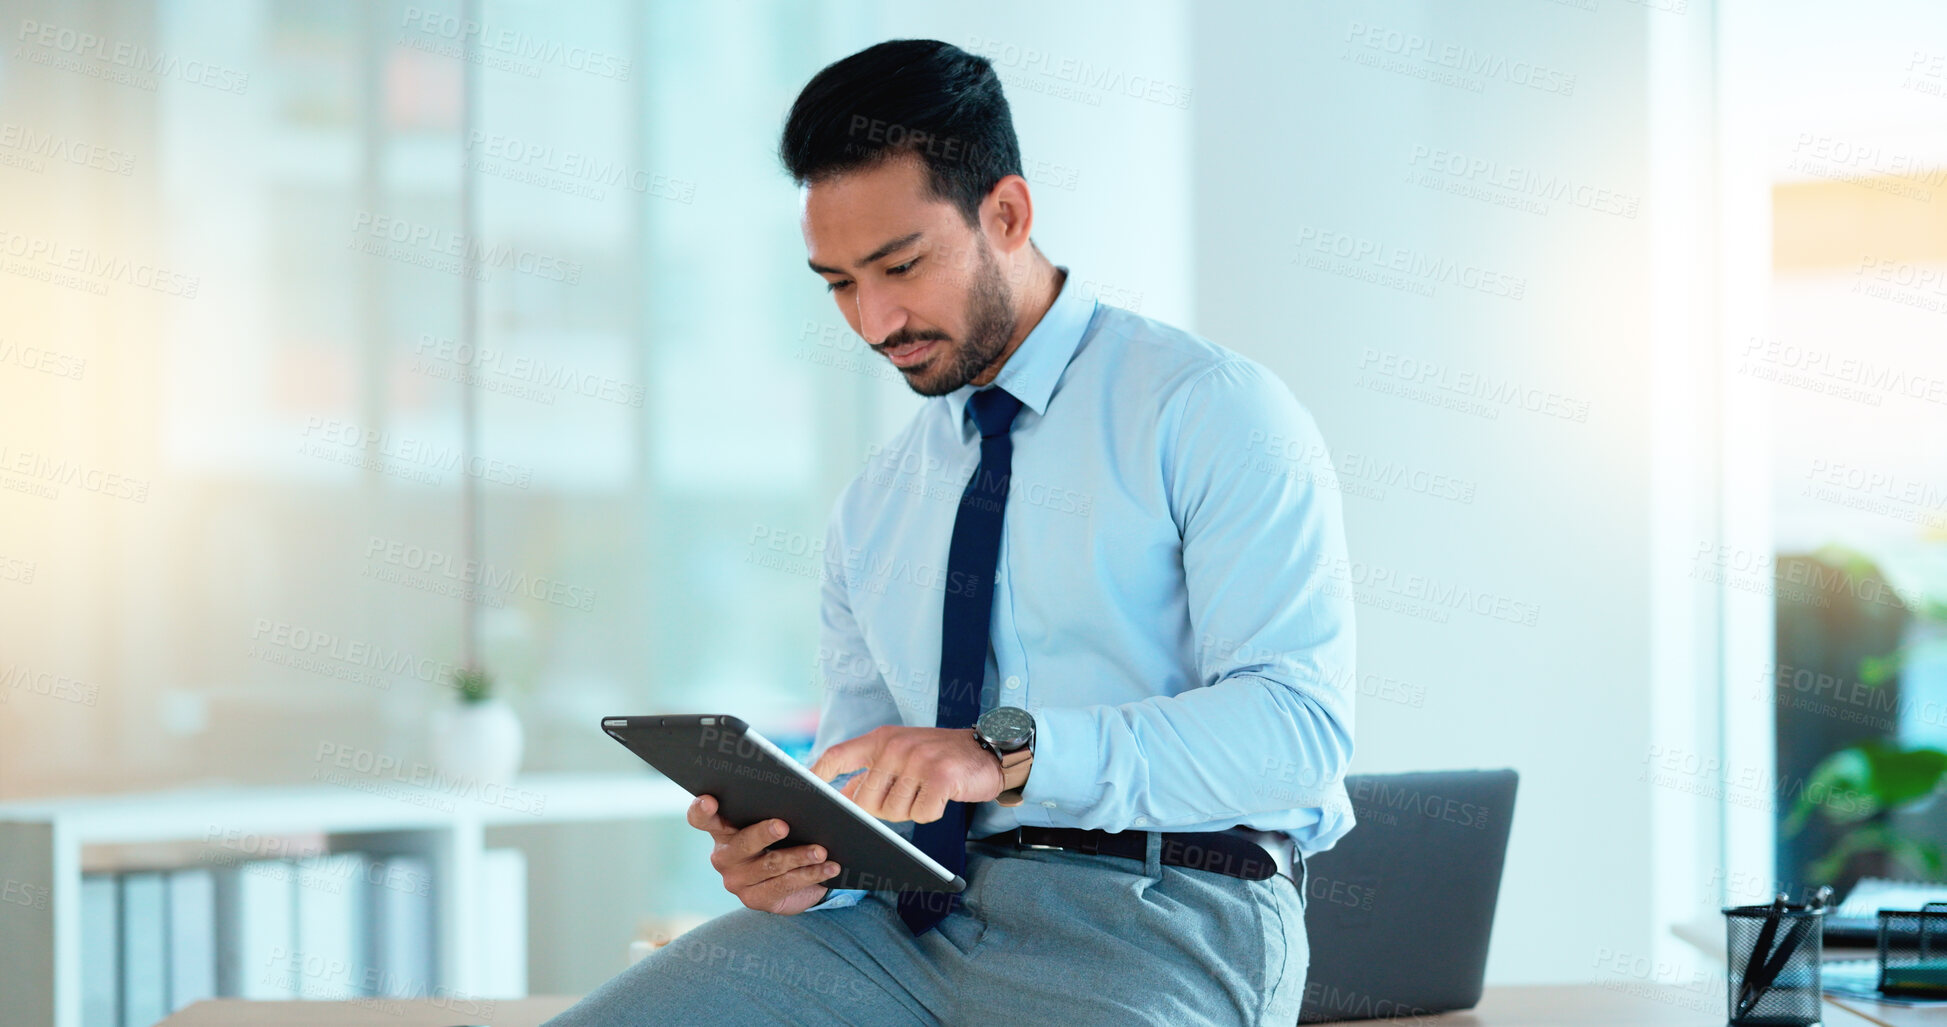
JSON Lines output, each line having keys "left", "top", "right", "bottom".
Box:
{"left": 451, "top": 665, "right": 495, "bottom": 704}
{"left": 1787, "top": 741, "right": 1947, "bottom": 881}
{"left": 1780, "top": 542, "right": 1947, "bottom": 883}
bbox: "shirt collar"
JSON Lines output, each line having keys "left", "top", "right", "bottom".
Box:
{"left": 950, "top": 265, "right": 1097, "bottom": 442}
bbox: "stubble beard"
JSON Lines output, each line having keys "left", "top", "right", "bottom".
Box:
{"left": 894, "top": 245, "right": 1017, "bottom": 398}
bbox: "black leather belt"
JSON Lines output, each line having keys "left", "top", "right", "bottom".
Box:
{"left": 971, "top": 826, "right": 1284, "bottom": 882}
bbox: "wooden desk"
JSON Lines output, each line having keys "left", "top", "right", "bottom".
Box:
{"left": 1321, "top": 985, "right": 1881, "bottom": 1025}
{"left": 153, "top": 986, "right": 1920, "bottom": 1026}
{"left": 1825, "top": 994, "right": 1947, "bottom": 1027}
{"left": 157, "top": 996, "right": 577, "bottom": 1027}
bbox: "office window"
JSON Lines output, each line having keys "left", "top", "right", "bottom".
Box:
{"left": 1747, "top": 10, "right": 1947, "bottom": 892}
{"left": 0, "top": 0, "right": 910, "bottom": 795}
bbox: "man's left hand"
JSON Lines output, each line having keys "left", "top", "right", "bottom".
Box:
{"left": 808, "top": 725, "right": 1003, "bottom": 823}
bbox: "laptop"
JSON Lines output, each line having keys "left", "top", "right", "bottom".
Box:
{"left": 1297, "top": 769, "right": 1519, "bottom": 1023}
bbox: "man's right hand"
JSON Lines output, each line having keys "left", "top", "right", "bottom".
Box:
{"left": 689, "top": 794, "right": 843, "bottom": 915}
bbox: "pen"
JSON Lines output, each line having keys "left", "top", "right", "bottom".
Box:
{"left": 1735, "top": 893, "right": 1789, "bottom": 1018}
{"left": 1736, "top": 888, "right": 1829, "bottom": 1021}
{"left": 1737, "top": 907, "right": 1813, "bottom": 1020}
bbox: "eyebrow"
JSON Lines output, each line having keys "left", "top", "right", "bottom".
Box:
{"left": 807, "top": 231, "right": 923, "bottom": 276}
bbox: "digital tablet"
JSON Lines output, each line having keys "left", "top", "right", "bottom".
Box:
{"left": 603, "top": 714, "right": 965, "bottom": 894}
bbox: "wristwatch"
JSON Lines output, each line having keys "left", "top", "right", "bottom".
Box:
{"left": 973, "top": 706, "right": 1036, "bottom": 807}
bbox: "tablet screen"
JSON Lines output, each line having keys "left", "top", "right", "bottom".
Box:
{"left": 603, "top": 714, "right": 965, "bottom": 894}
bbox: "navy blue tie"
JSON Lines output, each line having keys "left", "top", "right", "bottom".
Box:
{"left": 898, "top": 385, "right": 1024, "bottom": 937}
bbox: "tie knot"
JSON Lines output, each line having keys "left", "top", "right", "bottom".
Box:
{"left": 967, "top": 386, "right": 1023, "bottom": 439}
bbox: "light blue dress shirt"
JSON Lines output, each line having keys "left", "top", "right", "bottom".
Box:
{"left": 804, "top": 267, "right": 1356, "bottom": 911}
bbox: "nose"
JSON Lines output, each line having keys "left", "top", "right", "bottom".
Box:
{"left": 854, "top": 283, "right": 907, "bottom": 347}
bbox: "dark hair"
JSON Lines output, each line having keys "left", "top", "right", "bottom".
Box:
{"left": 780, "top": 39, "right": 1022, "bottom": 227}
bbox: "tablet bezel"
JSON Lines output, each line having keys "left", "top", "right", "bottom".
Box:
{"left": 602, "top": 714, "right": 966, "bottom": 895}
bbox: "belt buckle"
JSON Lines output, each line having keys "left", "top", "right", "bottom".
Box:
{"left": 1011, "top": 827, "right": 1066, "bottom": 852}
{"left": 1231, "top": 827, "right": 1295, "bottom": 881}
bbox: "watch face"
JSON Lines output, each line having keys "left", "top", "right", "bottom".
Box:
{"left": 977, "top": 706, "right": 1034, "bottom": 750}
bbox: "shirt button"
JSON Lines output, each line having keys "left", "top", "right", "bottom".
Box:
{"left": 1040, "top": 800, "right": 1057, "bottom": 809}
{"left": 1134, "top": 816, "right": 1149, "bottom": 827}
{"left": 1004, "top": 676, "right": 1021, "bottom": 690}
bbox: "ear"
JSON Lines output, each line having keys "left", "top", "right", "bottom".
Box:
{"left": 982, "top": 174, "right": 1035, "bottom": 258}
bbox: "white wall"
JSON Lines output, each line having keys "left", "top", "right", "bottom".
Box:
{"left": 1190, "top": 0, "right": 1672, "bottom": 983}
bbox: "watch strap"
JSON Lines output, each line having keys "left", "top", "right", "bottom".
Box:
{"left": 995, "top": 747, "right": 1033, "bottom": 807}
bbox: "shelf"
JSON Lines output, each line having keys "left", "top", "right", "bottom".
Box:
{"left": 0, "top": 772, "right": 691, "bottom": 842}
{"left": 0, "top": 772, "right": 692, "bottom": 1027}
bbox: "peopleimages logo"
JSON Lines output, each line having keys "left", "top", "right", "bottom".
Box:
{"left": 0, "top": 662, "right": 100, "bottom": 707}
{"left": 0, "top": 228, "right": 200, "bottom": 298}
{"left": 1355, "top": 348, "right": 1588, "bottom": 423}
{"left": 0, "top": 339, "right": 86, "bottom": 380}
{"left": 248, "top": 618, "right": 458, "bottom": 692}
{"left": 1406, "top": 144, "right": 1640, "bottom": 219}
{"left": 364, "top": 537, "right": 597, "bottom": 612}
{"left": 0, "top": 556, "right": 34, "bottom": 585}
{"left": 1312, "top": 553, "right": 1542, "bottom": 627}
{"left": 348, "top": 212, "right": 581, "bottom": 285}
{"left": 313, "top": 742, "right": 546, "bottom": 816}
{"left": 298, "top": 417, "right": 533, "bottom": 489}
{"left": 1, "top": 879, "right": 49, "bottom": 912}
{"left": 411, "top": 333, "right": 645, "bottom": 409}
{"left": 462, "top": 132, "right": 693, "bottom": 204}
{"left": 963, "top": 35, "right": 1193, "bottom": 110}
{"left": 398, "top": 7, "right": 631, "bottom": 80}
{"left": 1342, "top": 21, "right": 1576, "bottom": 96}
{"left": 0, "top": 122, "right": 136, "bottom": 176}
{"left": 1350, "top": 776, "right": 1491, "bottom": 830}
{"left": 0, "top": 443, "right": 150, "bottom": 503}
{"left": 13, "top": 18, "right": 251, "bottom": 94}
{"left": 1292, "top": 225, "right": 1528, "bottom": 300}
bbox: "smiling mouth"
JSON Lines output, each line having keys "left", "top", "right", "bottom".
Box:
{"left": 881, "top": 338, "right": 941, "bottom": 369}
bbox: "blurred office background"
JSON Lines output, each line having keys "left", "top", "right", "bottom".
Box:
{"left": 1, "top": 0, "right": 1945, "bottom": 1018}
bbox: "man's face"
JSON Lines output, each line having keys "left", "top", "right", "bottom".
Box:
{"left": 802, "top": 154, "right": 1016, "bottom": 397}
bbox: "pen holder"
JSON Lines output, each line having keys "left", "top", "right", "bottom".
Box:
{"left": 1723, "top": 902, "right": 1826, "bottom": 1027}
{"left": 1877, "top": 902, "right": 1947, "bottom": 997}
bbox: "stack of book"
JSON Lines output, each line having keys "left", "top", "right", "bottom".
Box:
{"left": 79, "top": 848, "right": 525, "bottom": 1027}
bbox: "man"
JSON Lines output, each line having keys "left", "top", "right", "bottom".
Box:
{"left": 551, "top": 38, "right": 1355, "bottom": 1026}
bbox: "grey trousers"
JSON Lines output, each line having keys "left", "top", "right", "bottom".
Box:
{"left": 546, "top": 833, "right": 1310, "bottom": 1026}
